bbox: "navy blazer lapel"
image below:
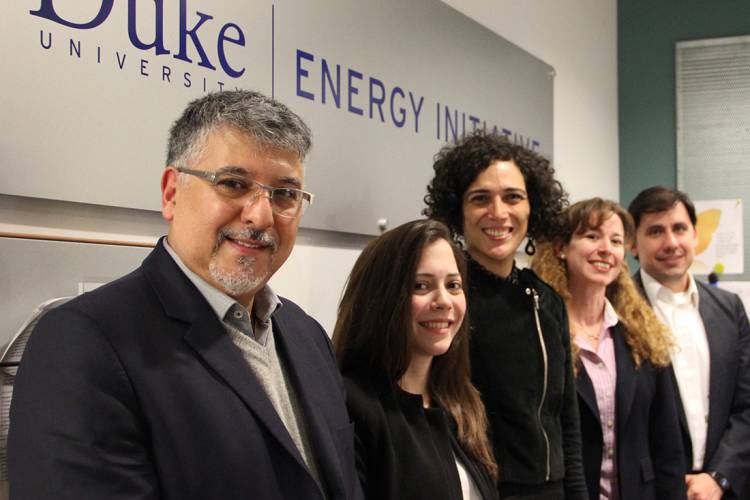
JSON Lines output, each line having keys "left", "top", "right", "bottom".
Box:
{"left": 613, "top": 325, "right": 637, "bottom": 431}
{"left": 272, "top": 310, "right": 347, "bottom": 497}
{"left": 143, "top": 241, "right": 307, "bottom": 469}
{"left": 697, "top": 283, "right": 732, "bottom": 456}
{"left": 577, "top": 364, "right": 600, "bottom": 424}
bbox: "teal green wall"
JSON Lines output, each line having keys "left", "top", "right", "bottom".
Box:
{"left": 618, "top": 0, "right": 750, "bottom": 206}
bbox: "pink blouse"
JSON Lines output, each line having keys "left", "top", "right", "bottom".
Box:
{"left": 574, "top": 300, "right": 619, "bottom": 500}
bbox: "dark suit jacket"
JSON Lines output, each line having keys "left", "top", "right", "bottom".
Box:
{"left": 634, "top": 270, "right": 750, "bottom": 498}
{"left": 343, "top": 374, "right": 498, "bottom": 500}
{"left": 8, "top": 241, "right": 362, "bottom": 500}
{"left": 577, "top": 323, "right": 686, "bottom": 500}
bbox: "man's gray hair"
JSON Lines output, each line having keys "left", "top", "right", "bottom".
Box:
{"left": 166, "top": 90, "right": 312, "bottom": 168}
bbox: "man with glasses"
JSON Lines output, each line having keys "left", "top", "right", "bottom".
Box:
{"left": 9, "top": 90, "right": 362, "bottom": 500}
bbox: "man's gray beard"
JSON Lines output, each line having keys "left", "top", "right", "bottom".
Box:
{"left": 209, "top": 254, "right": 272, "bottom": 297}
{"left": 209, "top": 228, "right": 278, "bottom": 297}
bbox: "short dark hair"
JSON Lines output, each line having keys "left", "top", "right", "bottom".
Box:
{"left": 166, "top": 90, "right": 312, "bottom": 168}
{"left": 627, "top": 186, "right": 697, "bottom": 228}
{"left": 423, "top": 131, "right": 568, "bottom": 249}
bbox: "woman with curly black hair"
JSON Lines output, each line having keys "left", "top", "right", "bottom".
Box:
{"left": 424, "top": 132, "right": 587, "bottom": 500}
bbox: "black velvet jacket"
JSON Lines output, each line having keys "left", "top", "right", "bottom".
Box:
{"left": 343, "top": 374, "right": 499, "bottom": 500}
{"left": 467, "top": 259, "right": 587, "bottom": 499}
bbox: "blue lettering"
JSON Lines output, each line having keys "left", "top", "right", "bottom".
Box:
{"left": 69, "top": 39, "right": 81, "bottom": 58}
{"left": 184, "top": 71, "right": 192, "bottom": 87}
{"left": 436, "top": 102, "right": 441, "bottom": 140}
{"left": 532, "top": 140, "right": 540, "bottom": 151}
{"left": 322, "top": 58, "right": 340, "bottom": 107}
{"left": 140, "top": 58, "right": 149, "bottom": 76}
{"left": 347, "top": 68, "right": 363, "bottom": 116}
{"left": 501, "top": 128, "right": 511, "bottom": 137}
{"left": 39, "top": 30, "right": 52, "bottom": 50}
{"left": 296, "top": 49, "right": 314, "bottom": 100}
{"left": 390, "top": 86, "right": 406, "bottom": 128}
{"left": 116, "top": 51, "right": 127, "bottom": 69}
{"left": 162, "top": 65, "right": 171, "bottom": 81}
{"left": 30, "top": 0, "right": 113, "bottom": 29}
{"left": 408, "top": 92, "right": 424, "bottom": 133}
{"left": 469, "top": 115, "right": 481, "bottom": 131}
{"left": 173, "top": 5, "right": 216, "bottom": 70}
{"left": 216, "top": 23, "right": 245, "bottom": 78}
{"left": 445, "top": 106, "right": 458, "bottom": 143}
{"left": 128, "top": 0, "right": 169, "bottom": 55}
{"left": 218, "top": 81, "right": 224, "bottom": 90}
{"left": 369, "top": 78, "right": 385, "bottom": 122}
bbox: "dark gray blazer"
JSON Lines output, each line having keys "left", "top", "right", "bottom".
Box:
{"left": 634, "top": 270, "right": 750, "bottom": 498}
{"left": 8, "top": 240, "right": 363, "bottom": 500}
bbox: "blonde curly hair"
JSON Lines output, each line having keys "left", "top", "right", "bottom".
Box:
{"left": 531, "top": 198, "right": 674, "bottom": 371}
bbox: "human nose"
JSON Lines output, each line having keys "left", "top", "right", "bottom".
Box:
{"left": 240, "top": 187, "right": 274, "bottom": 228}
{"left": 597, "top": 238, "right": 613, "bottom": 254}
{"left": 663, "top": 230, "right": 679, "bottom": 249}
{"left": 430, "top": 286, "right": 452, "bottom": 310}
{"left": 487, "top": 197, "right": 508, "bottom": 219}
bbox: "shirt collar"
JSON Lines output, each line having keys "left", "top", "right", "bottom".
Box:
{"left": 640, "top": 268, "right": 699, "bottom": 308}
{"left": 603, "top": 298, "right": 619, "bottom": 329}
{"left": 163, "top": 238, "right": 282, "bottom": 322}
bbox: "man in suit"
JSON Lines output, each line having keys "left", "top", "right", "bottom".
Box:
{"left": 8, "top": 90, "right": 362, "bottom": 499}
{"left": 629, "top": 186, "right": 750, "bottom": 500}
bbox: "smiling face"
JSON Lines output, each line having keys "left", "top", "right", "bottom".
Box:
{"left": 409, "top": 239, "right": 467, "bottom": 362}
{"left": 632, "top": 202, "right": 698, "bottom": 293}
{"left": 462, "top": 160, "right": 530, "bottom": 277}
{"left": 161, "top": 126, "right": 304, "bottom": 307}
{"left": 562, "top": 212, "right": 625, "bottom": 293}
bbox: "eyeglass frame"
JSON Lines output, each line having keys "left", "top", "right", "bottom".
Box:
{"left": 176, "top": 166, "right": 314, "bottom": 218}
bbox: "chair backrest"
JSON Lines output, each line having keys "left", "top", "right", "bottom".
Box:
{"left": 0, "top": 296, "right": 73, "bottom": 500}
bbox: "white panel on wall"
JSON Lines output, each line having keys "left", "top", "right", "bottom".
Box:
{"left": 676, "top": 35, "right": 750, "bottom": 279}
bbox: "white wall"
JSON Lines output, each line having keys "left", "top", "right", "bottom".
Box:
{"left": 443, "top": 0, "right": 619, "bottom": 202}
{"left": 0, "top": 0, "right": 618, "bottom": 333}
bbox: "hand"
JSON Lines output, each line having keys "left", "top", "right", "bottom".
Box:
{"left": 685, "top": 473, "right": 723, "bottom": 500}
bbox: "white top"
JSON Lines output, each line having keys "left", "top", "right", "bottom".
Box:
{"left": 641, "top": 269, "right": 710, "bottom": 469}
{"left": 453, "top": 452, "right": 482, "bottom": 500}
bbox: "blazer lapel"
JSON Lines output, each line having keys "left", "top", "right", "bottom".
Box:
{"left": 143, "top": 241, "right": 306, "bottom": 469}
{"left": 272, "top": 311, "right": 347, "bottom": 498}
{"left": 577, "top": 365, "right": 600, "bottom": 424}
{"left": 183, "top": 315, "right": 306, "bottom": 468}
{"left": 697, "top": 284, "right": 732, "bottom": 457}
{"left": 614, "top": 326, "right": 637, "bottom": 431}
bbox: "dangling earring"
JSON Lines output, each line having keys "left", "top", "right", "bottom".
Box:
{"left": 525, "top": 239, "right": 536, "bottom": 255}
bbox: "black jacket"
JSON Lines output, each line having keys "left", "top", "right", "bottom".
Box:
{"left": 577, "top": 322, "right": 686, "bottom": 500}
{"left": 467, "top": 260, "right": 587, "bottom": 499}
{"left": 9, "top": 241, "right": 362, "bottom": 500}
{"left": 343, "top": 374, "right": 498, "bottom": 500}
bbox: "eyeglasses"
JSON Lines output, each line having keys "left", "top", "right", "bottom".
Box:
{"left": 177, "top": 167, "right": 314, "bottom": 218}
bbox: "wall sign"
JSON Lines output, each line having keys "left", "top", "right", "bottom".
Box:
{"left": 1, "top": 0, "right": 553, "bottom": 235}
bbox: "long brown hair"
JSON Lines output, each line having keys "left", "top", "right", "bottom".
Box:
{"left": 333, "top": 219, "right": 497, "bottom": 480}
{"left": 531, "top": 198, "right": 674, "bottom": 370}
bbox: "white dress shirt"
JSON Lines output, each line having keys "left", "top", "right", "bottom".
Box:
{"left": 641, "top": 269, "right": 710, "bottom": 470}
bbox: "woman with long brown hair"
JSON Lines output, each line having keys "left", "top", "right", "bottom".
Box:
{"left": 531, "top": 198, "right": 685, "bottom": 500}
{"left": 333, "top": 219, "right": 498, "bottom": 500}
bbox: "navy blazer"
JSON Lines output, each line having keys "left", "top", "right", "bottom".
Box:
{"left": 576, "top": 323, "right": 686, "bottom": 500}
{"left": 8, "top": 240, "right": 362, "bottom": 500}
{"left": 634, "top": 271, "right": 750, "bottom": 498}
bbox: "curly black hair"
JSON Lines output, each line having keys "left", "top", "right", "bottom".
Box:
{"left": 423, "top": 131, "right": 568, "bottom": 252}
